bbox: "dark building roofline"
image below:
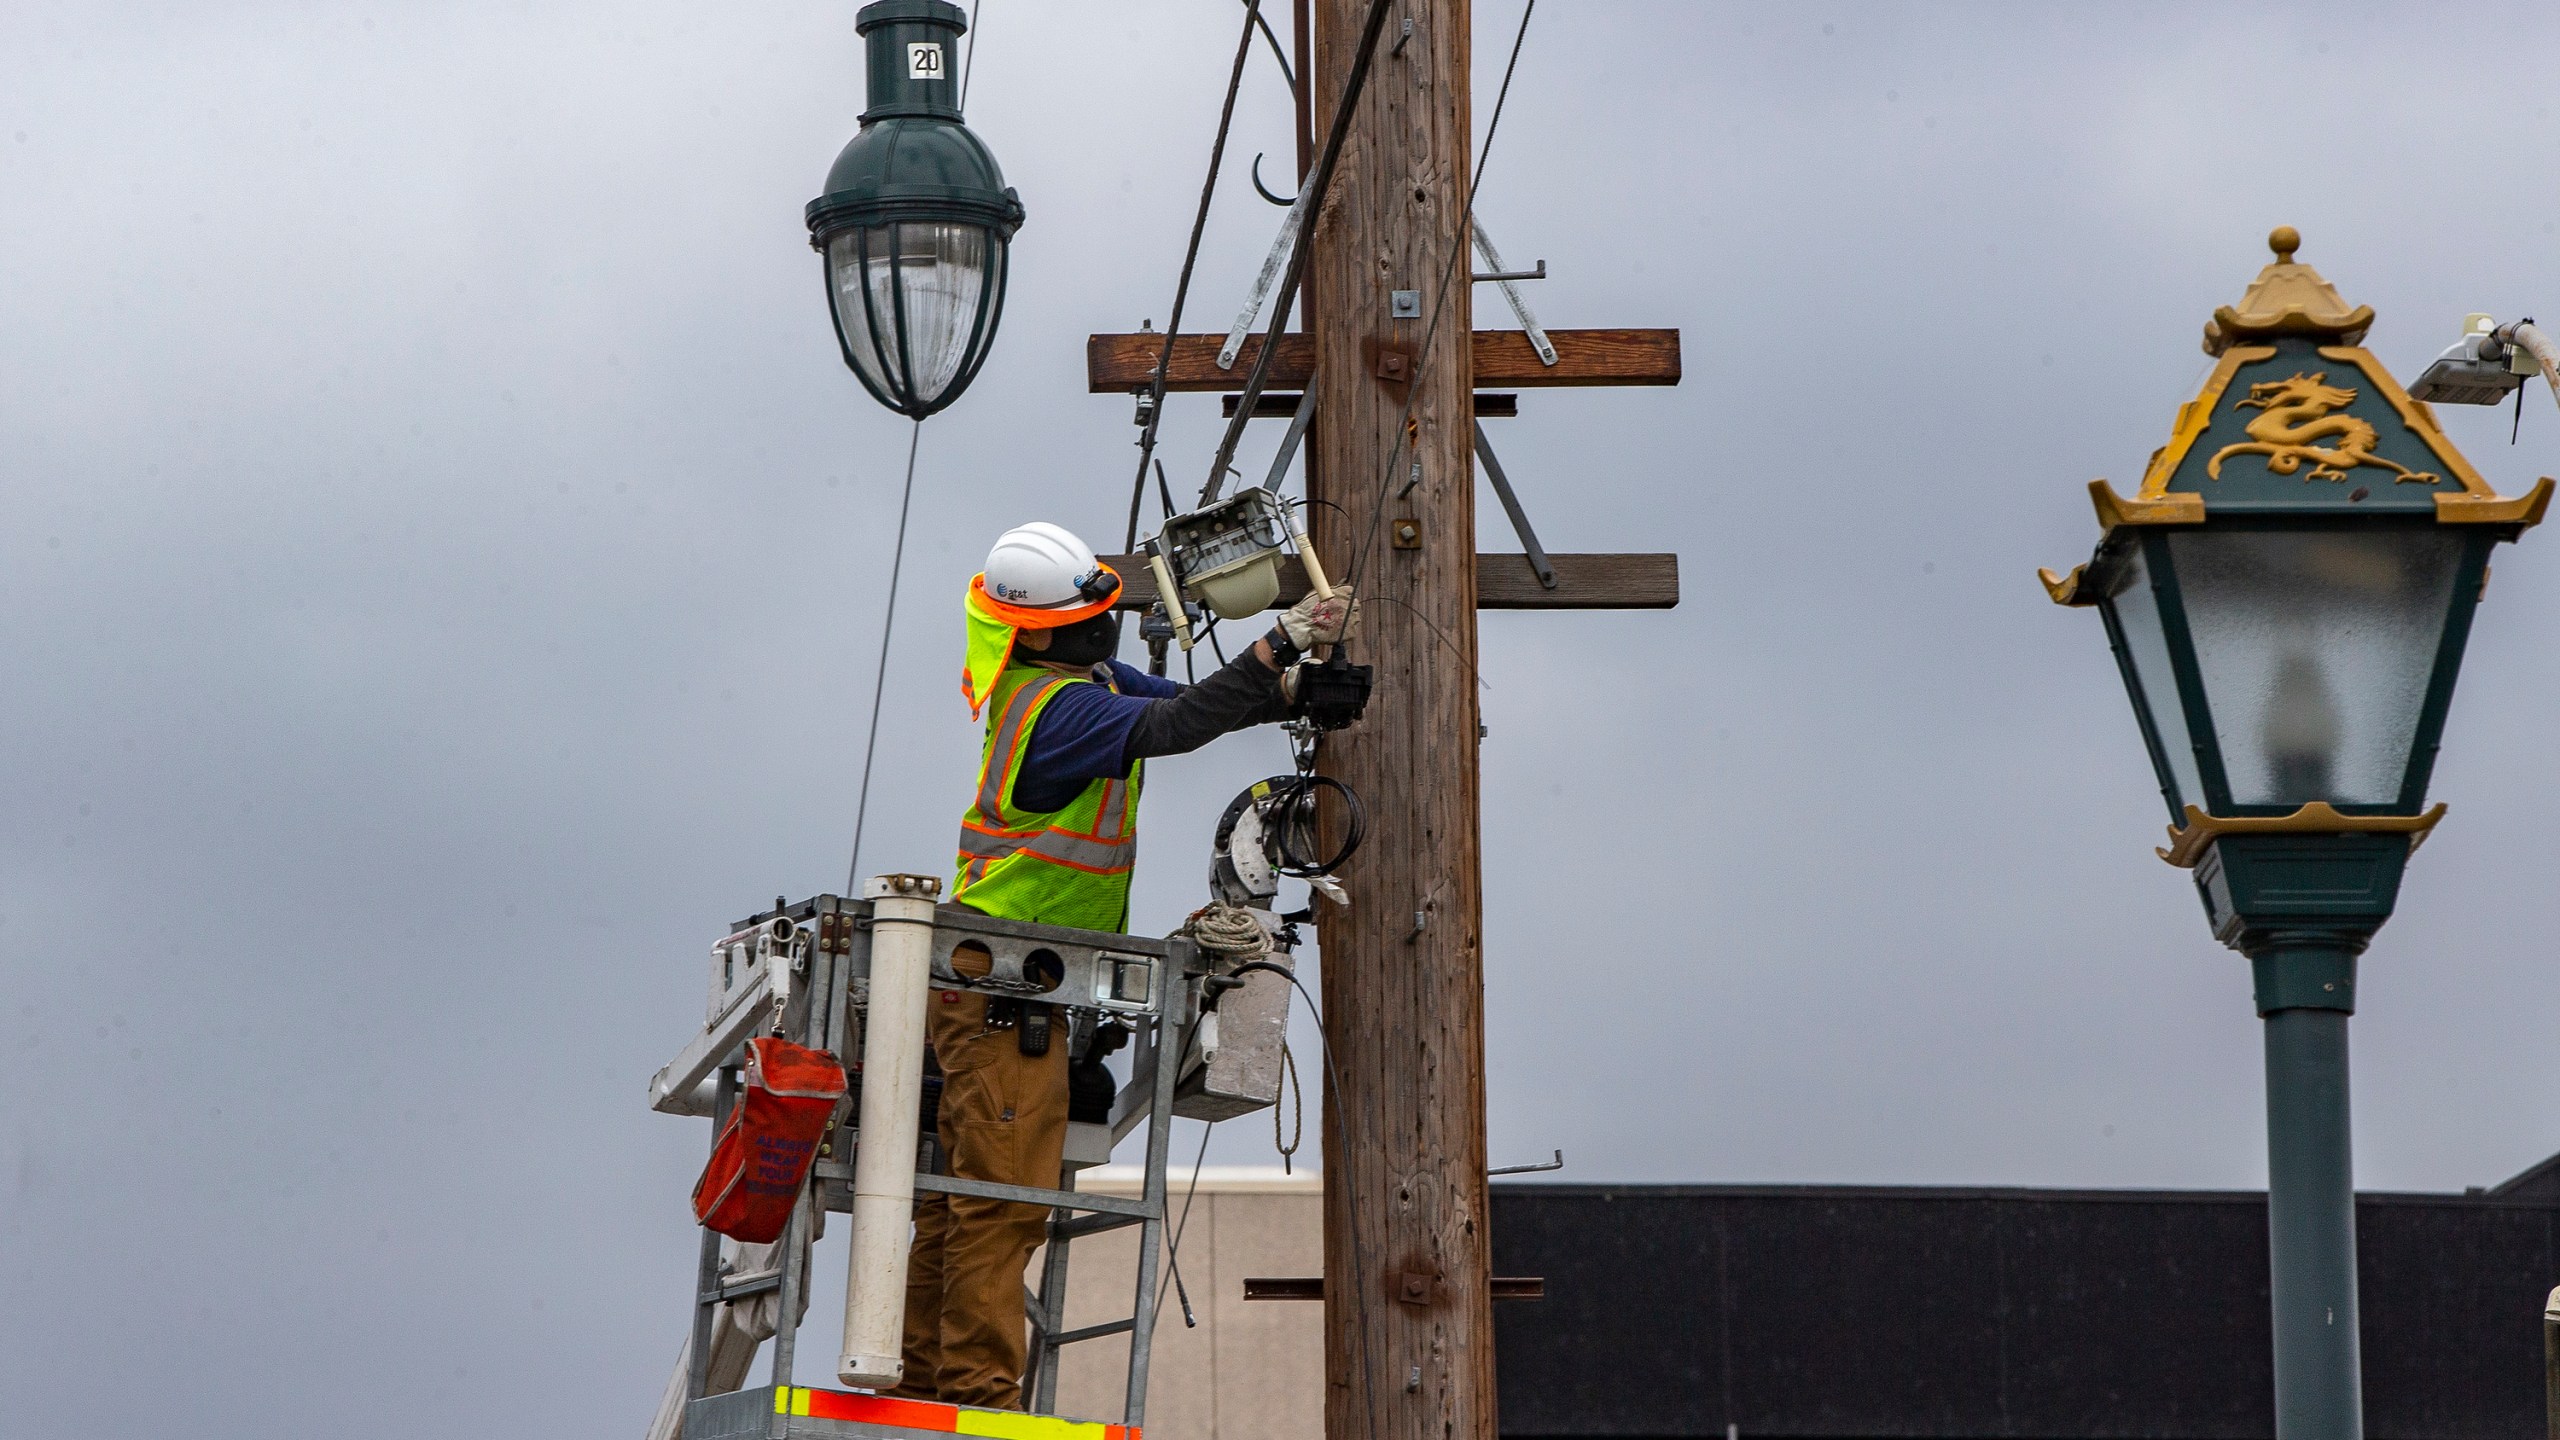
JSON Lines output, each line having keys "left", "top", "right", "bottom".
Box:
{"left": 2493, "top": 1149, "right": 2560, "bottom": 1199}
{"left": 1489, "top": 1174, "right": 2560, "bottom": 1439}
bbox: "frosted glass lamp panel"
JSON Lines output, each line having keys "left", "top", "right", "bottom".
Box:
{"left": 886, "top": 221, "right": 990, "bottom": 403}
{"left": 2166, "top": 529, "right": 2464, "bottom": 809}
{"left": 827, "top": 227, "right": 897, "bottom": 401}
{"left": 2102, "top": 544, "right": 2206, "bottom": 813}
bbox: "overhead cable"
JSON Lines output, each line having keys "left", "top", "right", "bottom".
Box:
{"left": 1200, "top": 0, "right": 1402, "bottom": 497}
{"left": 1122, "top": 0, "right": 1270, "bottom": 552}
{"left": 1237, "top": 0, "right": 1294, "bottom": 87}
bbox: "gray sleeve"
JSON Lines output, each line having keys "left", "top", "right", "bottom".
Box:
{"left": 1121, "top": 642, "right": 1289, "bottom": 762}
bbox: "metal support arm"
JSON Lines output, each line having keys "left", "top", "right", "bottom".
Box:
{"left": 1473, "top": 421, "right": 1557, "bottom": 589}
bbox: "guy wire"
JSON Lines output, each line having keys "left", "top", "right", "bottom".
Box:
{"left": 844, "top": 418, "right": 924, "bottom": 893}
{"left": 1124, "top": 0, "right": 1269, "bottom": 552}
{"left": 959, "top": 0, "right": 984, "bottom": 111}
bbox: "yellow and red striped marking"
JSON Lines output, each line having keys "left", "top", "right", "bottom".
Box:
{"left": 773, "top": 1386, "right": 1137, "bottom": 1440}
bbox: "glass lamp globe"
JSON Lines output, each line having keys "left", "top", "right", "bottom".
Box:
{"left": 805, "top": 0, "right": 1024, "bottom": 419}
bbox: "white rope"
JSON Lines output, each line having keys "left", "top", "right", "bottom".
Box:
{"left": 1184, "top": 902, "right": 1271, "bottom": 959}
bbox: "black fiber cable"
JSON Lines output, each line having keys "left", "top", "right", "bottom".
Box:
{"left": 1264, "top": 771, "right": 1362, "bottom": 876}
{"left": 1152, "top": 1120, "right": 1215, "bottom": 1330}
{"left": 1239, "top": 0, "right": 1294, "bottom": 88}
{"left": 1152, "top": 458, "right": 1180, "bottom": 534}
{"left": 1201, "top": 0, "right": 1402, "bottom": 497}
{"left": 1123, "top": 1, "right": 1269, "bottom": 552}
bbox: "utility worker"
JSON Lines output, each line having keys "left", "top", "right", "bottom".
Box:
{"left": 892, "top": 520, "right": 1354, "bottom": 1409}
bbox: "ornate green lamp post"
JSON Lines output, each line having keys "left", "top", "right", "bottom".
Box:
{"left": 806, "top": 0, "right": 1023, "bottom": 418}
{"left": 2041, "top": 229, "right": 2552, "bottom": 1438}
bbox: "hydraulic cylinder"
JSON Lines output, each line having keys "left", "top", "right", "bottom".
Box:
{"left": 838, "top": 874, "right": 940, "bottom": 1388}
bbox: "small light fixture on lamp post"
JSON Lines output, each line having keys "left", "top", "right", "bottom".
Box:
{"left": 805, "top": 0, "right": 1023, "bottom": 419}
{"left": 2040, "top": 227, "right": 2552, "bottom": 1440}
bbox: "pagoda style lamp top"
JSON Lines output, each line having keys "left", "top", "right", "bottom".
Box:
{"left": 2199, "top": 224, "right": 2376, "bottom": 355}
{"left": 2039, "top": 229, "right": 2552, "bottom": 875}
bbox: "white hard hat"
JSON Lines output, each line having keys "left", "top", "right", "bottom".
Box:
{"left": 983, "top": 522, "right": 1116, "bottom": 615}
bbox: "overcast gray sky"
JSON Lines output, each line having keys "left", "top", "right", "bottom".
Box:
{"left": 8, "top": 3, "right": 2560, "bottom": 1436}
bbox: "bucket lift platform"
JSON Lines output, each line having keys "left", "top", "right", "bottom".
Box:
{"left": 648, "top": 884, "right": 1244, "bottom": 1440}
{"left": 685, "top": 1384, "right": 1142, "bottom": 1440}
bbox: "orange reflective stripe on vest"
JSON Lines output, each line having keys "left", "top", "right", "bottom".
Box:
{"left": 975, "top": 674, "right": 1062, "bottom": 821}
{"left": 956, "top": 819, "right": 1136, "bottom": 873}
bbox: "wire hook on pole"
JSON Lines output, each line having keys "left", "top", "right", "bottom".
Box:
{"left": 1250, "top": 152, "right": 1298, "bottom": 207}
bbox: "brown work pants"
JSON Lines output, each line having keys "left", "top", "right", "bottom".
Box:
{"left": 891, "top": 989, "right": 1068, "bottom": 1409}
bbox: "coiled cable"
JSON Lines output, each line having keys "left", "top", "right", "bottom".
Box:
{"left": 1261, "top": 771, "right": 1364, "bottom": 877}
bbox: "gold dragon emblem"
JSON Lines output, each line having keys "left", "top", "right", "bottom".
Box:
{"left": 2206, "top": 371, "right": 2439, "bottom": 486}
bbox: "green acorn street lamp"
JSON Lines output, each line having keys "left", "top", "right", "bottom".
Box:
{"left": 2041, "top": 228, "right": 2553, "bottom": 1440}
{"left": 806, "top": 0, "right": 1023, "bottom": 419}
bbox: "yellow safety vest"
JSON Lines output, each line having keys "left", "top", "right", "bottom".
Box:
{"left": 952, "top": 664, "right": 1143, "bottom": 931}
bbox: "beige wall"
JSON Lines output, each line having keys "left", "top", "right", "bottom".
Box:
{"left": 1039, "top": 1167, "right": 1324, "bottom": 1440}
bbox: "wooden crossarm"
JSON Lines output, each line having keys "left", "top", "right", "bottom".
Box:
{"left": 1101, "top": 552, "right": 1677, "bottom": 612}
{"left": 1085, "top": 328, "right": 1681, "bottom": 392}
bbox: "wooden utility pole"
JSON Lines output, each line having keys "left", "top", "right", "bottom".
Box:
{"left": 1084, "top": 12, "right": 1681, "bottom": 1433}
{"left": 1304, "top": 5, "right": 1493, "bottom": 1440}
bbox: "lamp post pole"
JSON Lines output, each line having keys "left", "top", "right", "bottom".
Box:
{"left": 2195, "top": 817, "right": 2426, "bottom": 1438}
{"left": 2200, "top": 829, "right": 2411, "bottom": 1440}
{"left": 2248, "top": 925, "right": 2373, "bottom": 1438}
{"left": 2262, "top": 991, "right": 2359, "bottom": 1439}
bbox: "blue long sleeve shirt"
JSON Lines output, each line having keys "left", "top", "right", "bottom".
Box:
{"left": 1008, "top": 652, "right": 1291, "bottom": 814}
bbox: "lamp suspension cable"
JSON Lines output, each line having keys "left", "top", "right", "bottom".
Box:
{"left": 845, "top": 418, "right": 926, "bottom": 892}
{"left": 1123, "top": 0, "right": 1271, "bottom": 552}
{"left": 958, "top": 0, "right": 984, "bottom": 111}
{"left": 1344, "top": 0, "right": 1538, "bottom": 596}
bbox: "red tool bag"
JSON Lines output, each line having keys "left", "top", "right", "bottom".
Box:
{"left": 692, "top": 1036, "right": 847, "bottom": 1243}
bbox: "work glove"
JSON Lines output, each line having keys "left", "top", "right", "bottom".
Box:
{"left": 1276, "top": 584, "right": 1358, "bottom": 654}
